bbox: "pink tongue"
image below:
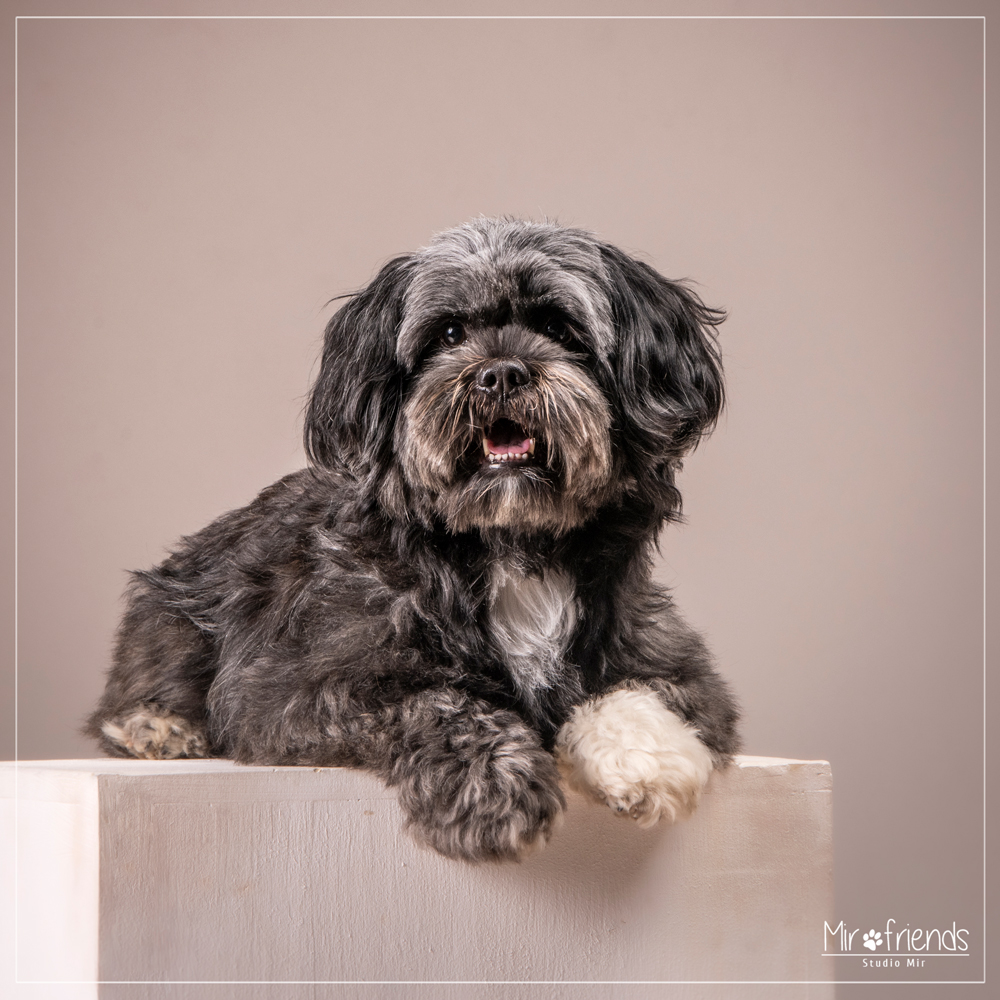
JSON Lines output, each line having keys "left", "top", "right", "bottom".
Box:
{"left": 486, "top": 436, "right": 531, "bottom": 456}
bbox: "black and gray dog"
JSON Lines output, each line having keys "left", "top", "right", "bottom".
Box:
{"left": 87, "top": 219, "right": 741, "bottom": 862}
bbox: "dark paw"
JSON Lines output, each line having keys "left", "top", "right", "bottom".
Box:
{"left": 390, "top": 694, "right": 565, "bottom": 862}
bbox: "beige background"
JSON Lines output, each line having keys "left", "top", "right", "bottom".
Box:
{"left": 4, "top": 3, "right": 992, "bottom": 996}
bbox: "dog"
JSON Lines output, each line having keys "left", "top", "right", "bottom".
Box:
{"left": 86, "top": 218, "right": 741, "bottom": 862}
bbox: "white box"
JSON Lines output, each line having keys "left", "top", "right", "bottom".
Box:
{"left": 1, "top": 756, "right": 834, "bottom": 998}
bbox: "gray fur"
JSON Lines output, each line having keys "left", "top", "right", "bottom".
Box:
{"left": 86, "top": 218, "right": 741, "bottom": 861}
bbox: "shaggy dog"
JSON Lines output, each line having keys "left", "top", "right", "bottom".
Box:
{"left": 86, "top": 219, "right": 741, "bottom": 861}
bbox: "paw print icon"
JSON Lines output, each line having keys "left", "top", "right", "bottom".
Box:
{"left": 863, "top": 930, "right": 883, "bottom": 951}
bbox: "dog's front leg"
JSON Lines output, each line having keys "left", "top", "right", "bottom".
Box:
{"left": 385, "top": 688, "right": 565, "bottom": 862}
{"left": 554, "top": 685, "right": 714, "bottom": 827}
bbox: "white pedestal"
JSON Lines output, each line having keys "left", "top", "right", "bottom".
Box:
{"left": 1, "top": 756, "right": 834, "bottom": 999}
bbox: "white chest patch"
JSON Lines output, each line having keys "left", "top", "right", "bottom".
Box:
{"left": 488, "top": 564, "right": 577, "bottom": 703}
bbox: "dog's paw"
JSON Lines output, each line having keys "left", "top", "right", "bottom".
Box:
{"left": 391, "top": 696, "right": 565, "bottom": 862}
{"left": 101, "top": 706, "right": 208, "bottom": 760}
{"left": 555, "top": 687, "right": 713, "bottom": 827}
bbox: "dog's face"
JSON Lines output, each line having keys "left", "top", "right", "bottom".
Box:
{"left": 394, "top": 226, "right": 619, "bottom": 533}
{"left": 306, "top": 220, "right": 724, "bottom": 535}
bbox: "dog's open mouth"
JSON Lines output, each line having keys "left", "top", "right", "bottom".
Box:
{"left": 482, "top": 418, "right": 538, "bottom": 467}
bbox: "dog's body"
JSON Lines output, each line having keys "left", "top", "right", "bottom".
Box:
{"left": 87, "top": 219, "right": 740, "bottom": 861}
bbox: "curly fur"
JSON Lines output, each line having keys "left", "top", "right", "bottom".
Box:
{"left": 86, "top": 218, "right": 741, "bottom": 861}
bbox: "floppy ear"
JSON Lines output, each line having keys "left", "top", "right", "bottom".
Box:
{"left": 305, "top": 255, "right": 414, "bottom": 475}
{"left": 600, "top": 244, "right": 725, "bottom": 464}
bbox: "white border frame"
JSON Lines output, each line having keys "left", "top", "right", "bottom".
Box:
{"left": 11, "top": 11, "right": 987, "bottom": 989}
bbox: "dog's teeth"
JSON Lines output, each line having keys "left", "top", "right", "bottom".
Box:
{"left": 485, "top": 447, "right": 531, "bottom": 465}
{"left": 528, "top": 438, "right": 535, "bottom": 456}
{"left": 483, "top": 437, "right": 490, "bottom": 458}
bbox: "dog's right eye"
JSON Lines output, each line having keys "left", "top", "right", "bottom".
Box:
{"left": 440, "top": 323, "right": 466, "bottom": 347}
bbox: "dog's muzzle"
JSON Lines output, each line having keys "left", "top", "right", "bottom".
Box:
{"left": 473, "top": 359, "right": 542, "bottom": 469}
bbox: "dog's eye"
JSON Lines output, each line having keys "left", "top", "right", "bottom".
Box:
{"left": 440, "top": 323, "right": 466, "bottom": 347}
{"left": 544, "top": 317, "right": 573, "bottom": 345}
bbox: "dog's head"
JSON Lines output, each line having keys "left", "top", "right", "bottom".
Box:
{"left": 306, "top": 219, "right": 724, "bottom": 534}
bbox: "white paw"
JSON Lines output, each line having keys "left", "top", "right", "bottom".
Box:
{"left": 555, "top": 687, "right": 713, "bottom": 827}
{"left": 102, "top": 707, "right": 208, "bottom": 760}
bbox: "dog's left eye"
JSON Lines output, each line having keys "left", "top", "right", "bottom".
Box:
{"left": 440, "top": 323, "right": 466, "bottom": 347}
{"left": 544, "top": 318, "right": 573, "bottom": 344}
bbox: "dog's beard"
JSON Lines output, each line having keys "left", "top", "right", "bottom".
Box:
{"left": 398, "top": 349, "right": 614, "bottom": 534}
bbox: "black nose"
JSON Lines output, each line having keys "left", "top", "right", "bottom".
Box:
{"left": 476, "top": 359, "right": 530, "bottom": 398}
